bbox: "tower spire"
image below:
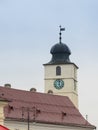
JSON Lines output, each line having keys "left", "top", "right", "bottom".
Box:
{"left": 59, "top": 25, "right": 65, "bottom": 44}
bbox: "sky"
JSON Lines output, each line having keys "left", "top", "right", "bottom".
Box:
{"left": 0, "top": 0, "right": 98, "bottom": 128}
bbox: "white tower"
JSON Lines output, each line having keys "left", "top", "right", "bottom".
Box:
{"left": 44, "top": 27, "right": 78, "bottom": 108}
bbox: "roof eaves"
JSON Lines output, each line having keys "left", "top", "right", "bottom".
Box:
{"left": 5, "top": 118, "right": 96, "bottom": 129}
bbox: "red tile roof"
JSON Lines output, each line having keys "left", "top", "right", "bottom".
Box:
{"left": 0, "top": 125, "right": 9, "bottom": 130}
{"left": 0, "top": 86, "right": 95, "bottom": 128}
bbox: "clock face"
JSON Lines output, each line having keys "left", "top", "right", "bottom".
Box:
{"left": 54, "top": 79, "right": 64, "bottom": 89}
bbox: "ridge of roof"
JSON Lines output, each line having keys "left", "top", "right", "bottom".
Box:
{"left": 0, "top": 86, "right": 74, "bottom": 107}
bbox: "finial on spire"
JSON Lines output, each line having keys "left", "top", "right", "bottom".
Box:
{"left": 59, "top": 25, "right": 65, "bottom": 44}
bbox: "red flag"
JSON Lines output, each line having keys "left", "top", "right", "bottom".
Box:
{"left": 0, "top": 125, "right": 9, "bottom": 130}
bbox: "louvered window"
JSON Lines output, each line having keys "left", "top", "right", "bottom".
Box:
{"left": 56, "top": 66, "right": 61, "bottom": 75}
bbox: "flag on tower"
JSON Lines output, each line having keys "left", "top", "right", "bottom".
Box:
{"left": 60, "top": 28, "right": 65, "bottom": 31}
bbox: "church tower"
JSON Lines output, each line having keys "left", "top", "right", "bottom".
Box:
{"left": 44, "top": 26, "right": 78, "bottom": 108}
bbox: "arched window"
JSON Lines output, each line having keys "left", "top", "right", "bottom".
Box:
{"left": 56, "top": 66, "right": 61, "bottom": 75}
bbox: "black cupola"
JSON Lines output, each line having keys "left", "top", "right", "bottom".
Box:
{"left": 49, "top": 42, "right": 71, "bottom": 64}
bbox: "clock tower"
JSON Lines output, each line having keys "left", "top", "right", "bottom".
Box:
{"left": 43, "top": 27, "right": 78, "bottom": 108}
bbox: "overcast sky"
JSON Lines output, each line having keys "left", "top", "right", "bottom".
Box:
{"left": 0, "top": 0, "right": 98, "bottom": 128}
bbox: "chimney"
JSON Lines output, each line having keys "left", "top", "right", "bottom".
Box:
{"left": 4, "top": 83, "right": 11, "bottom": 88}
{"left": 48, "top": 90, "right": 53, "bottom": 94}
{"left": 30, "top": 88, "right": 37, "bottom": 92}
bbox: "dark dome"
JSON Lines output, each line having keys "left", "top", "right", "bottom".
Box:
{"left": 46, "top": 42, "right": 71, "bottom": 64}
{"left": 50, "top": 43, "right": 71, "bottom": 55}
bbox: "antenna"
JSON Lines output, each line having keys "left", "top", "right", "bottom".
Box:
{"left": 86, "top": 115, "right": 88, "bottom": 121}
{"left": 59, "top": 25, "right": 65, "bottom": 44}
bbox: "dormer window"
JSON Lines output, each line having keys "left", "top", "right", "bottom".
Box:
{"left": 56, "top": 66, "right": 61, "bottom": 75}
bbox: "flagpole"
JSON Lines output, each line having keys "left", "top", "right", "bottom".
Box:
{"left": 59, "top": 25, "right": 65, "bottom": 44}
{"left": 27, "top": 108, "right": 30, "bottom": 130}
{"left": 59, "top": 25, "right": 62, "bottom": 43}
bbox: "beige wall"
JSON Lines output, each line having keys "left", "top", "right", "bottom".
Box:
{"left": 44, "top": 64, "right": 78, "bottom": 108}
{"left": 0, "top": 101, "right": 8, "bottom": 125}
{"left": 4, "top": 120, "right": 94, "bottom": 130}
{"left": 44, "top": 64, "right": 77, "bottom": 79}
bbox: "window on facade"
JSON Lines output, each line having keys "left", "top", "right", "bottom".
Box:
{"left": 56, "top": 66, "right": 61, "bottom": 75}
{"left": 74, "top": 80, "right": 77, "bottom": 91}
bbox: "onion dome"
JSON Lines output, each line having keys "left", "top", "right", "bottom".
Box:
{"left": 48, "top": 42, "right": 71, "bottom": 64}
{"left": 50, "top": 43, "right": 71, "bottom": 55}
